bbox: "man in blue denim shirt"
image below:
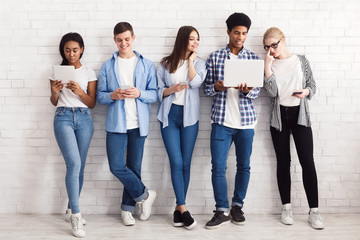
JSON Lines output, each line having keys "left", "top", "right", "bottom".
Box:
{"left": 97, "top": 22, "right": 157, "bottom": 226}
{"left": 204, "top": 13, "right": 261, "bottom": 229}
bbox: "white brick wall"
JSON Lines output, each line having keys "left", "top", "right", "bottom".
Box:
{"left": 0, "top": 0, "right": 359, "bottom": 215}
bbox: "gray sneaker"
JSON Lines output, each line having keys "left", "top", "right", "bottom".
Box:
{"left": 65, "top": 209, "right": 87, "bottom": 225}
{"left": 70, "top": 213, "right": 86, "bottom": 238}
{"left": 308, "top": 210, "right": 324, "bottom": 230}
{"left": 281, "top": 204, "right": 294, "bottom": 225}
{"left": 139, "top": 190, "right": 157, "bottom": 221}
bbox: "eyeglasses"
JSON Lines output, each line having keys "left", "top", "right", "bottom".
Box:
{"left": 264, "top": 39, "right": 281, "bottom": 51}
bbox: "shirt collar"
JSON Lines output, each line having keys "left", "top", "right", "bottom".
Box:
{"left": 225, "top": 44, "right": 248, "bottom": 58}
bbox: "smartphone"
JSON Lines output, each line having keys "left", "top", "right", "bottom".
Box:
{"left": 292, "top": 91, "right": 302, "bottom": 95}
{"left": 180, "top": 81, "right": 188, "bottom": 86}
{"left": 121, "top": 85, "right": 130, "bottom": 90}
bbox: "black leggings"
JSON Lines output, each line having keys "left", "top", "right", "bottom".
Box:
{"left": 270, "top": 105, "right": 318, "bottom": 208}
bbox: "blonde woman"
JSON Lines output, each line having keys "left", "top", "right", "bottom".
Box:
{"left": 263, "top": 27, "right": 324, "bottom": 230}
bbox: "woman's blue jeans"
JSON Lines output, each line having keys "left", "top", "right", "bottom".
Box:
{"left": 160, "top": 104, "right": 199, "bottom": 206}
{"left": 210, "top": 123, "right": 254, "bottom": 212}
{"left": 53, "top": 107, "right": 94, "bottom": 214}
{"left": 106, "top": 129, "right": 148, "bottom": 212}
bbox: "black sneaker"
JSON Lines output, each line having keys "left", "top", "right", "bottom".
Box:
{"left": 182, "top": 211, "right": 197, "bottom": 230}
{"left": 173, "top": 210, "right": 184, "bottom": 227}
{"left": 230, "top": 205, "right": 245, "bottom": 225}
{"left": 205, "top": 211, "right": 230, "bottom": 229}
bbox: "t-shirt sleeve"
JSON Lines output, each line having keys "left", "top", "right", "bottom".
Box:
{"left": 49, "top": 66, "right": 55, "bottom": 81}
{"left": 87, "top": 68, "right": 97, "bottom": 82}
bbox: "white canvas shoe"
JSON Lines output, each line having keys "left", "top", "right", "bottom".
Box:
{"left": 70, "top": 213, "right": 86, "bottom": 238}
{"left": 139, "top": 190, "right": 157, "bottom": 221}
{"left": 308, "top": 209, "right": 324, "bottom": 230}
{"left": 121, "top": 211, "right": 135, "bottom": 226}
{"left": 280, "top": 204, "right": 294, "bottom": 225}
{"left": 65, "top": 209, "right": 87, "bottom": 225}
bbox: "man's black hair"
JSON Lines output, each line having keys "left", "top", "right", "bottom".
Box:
{"left": 226, "top": 12, "right": 251, "bottom": 31}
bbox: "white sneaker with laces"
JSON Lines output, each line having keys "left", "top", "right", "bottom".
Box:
{"left": 121, "top": 211, "right": 135, "bottom": 226}
{"left": 308, "top": 209, "right": 324, "bottom": 230}
{"left": 281, "top": 204, "right": 294, "bottom": 225}
{"left": 70, "top": 213, "right": 86, "bottom": 238}
{"left": 65, "top": 209, "right": 87, "bottom": 225}
{"left": 139, "top": 190, "right": 157, "bottom": 221}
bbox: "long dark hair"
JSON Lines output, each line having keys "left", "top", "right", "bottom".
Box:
{"left": 161, "top": 26, "right": 199, "bottom": 73}
{"left": 59, "top": 32, "right": 84, "bottom": 65}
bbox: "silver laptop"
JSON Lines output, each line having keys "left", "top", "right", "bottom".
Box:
{"left": 223, "top": 59, "right": 264, "bottom": 87}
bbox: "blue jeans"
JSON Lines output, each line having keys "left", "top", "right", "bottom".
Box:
{"left": 210, "top": 123, "right": 254, "bottom": 212}
{"left": 53, "top": 107, "right": 94, "bottom": 214}
{"left": 160, "top": 104, "right": 199, "bottom": 206}
{"left": 106, "top": 129, "right": 148, "bottom": 212}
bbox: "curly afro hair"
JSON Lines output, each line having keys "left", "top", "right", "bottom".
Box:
{"left": 226, "top": 12, "right": 251, "bottom": 32}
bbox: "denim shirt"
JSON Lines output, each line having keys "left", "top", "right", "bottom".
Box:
{"left": 157, "top": 58, "right": 207, "bottom": 128}
{"left": 97, "top": 51, "right": 158, "bottom": 136}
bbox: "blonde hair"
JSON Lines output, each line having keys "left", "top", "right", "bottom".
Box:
{"left": 263, "top": 27, "right": 285, "bottom": 45}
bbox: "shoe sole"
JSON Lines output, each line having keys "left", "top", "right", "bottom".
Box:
{"left": 205, "top": 220, "right": 230, "bottom": 230}
{"left": 185, "top": 220, "right": 197, "bottom": 230}
{"left": 308, "top": 220, "right": 324, "bottom": 230}
{"left": 231, "top": 219, "right": 245, "bottom": 225}
{"left": 173, "top": 222, "right": 185, "bottom": 227}
{"left": 281, "top": 220, "right": 294, "bottom": 225}
{"left": 124, "top": 223, "right": 135, "bottom": 226}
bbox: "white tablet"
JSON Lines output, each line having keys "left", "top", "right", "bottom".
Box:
{"left": 52, "top": 65, "right": 75, "bottom": 83}
{"left": 223, "top": 59, "right": 264, "bottom": 87}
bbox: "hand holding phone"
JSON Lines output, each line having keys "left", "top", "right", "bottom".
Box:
{"left": 180, "top": 81, "right": 188, "bottom": 86}
{"left": 121, "top": 85, "right": 130, "bottom": 90}
{"left": 292, "top": 91, "right": 302, "bottom": 95}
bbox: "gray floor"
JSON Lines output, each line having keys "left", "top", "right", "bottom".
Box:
{"left": 0, "top": 214, "right": 359, "bottom": 240}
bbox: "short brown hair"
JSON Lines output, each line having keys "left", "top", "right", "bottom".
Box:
{"left": 113, "top": 22, "right": 134, "bottom": 36}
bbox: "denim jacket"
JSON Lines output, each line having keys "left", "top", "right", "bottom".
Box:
{"left": 156, "top": 58, "right": 207, "bottom": 128}
{"left": 97, "top": 51, "right": 158, "bottom": 136}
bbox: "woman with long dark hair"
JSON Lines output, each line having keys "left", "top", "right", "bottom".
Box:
{"left": 49, "top": 32, "right": 97, "bottom": 237}
{"left": 157, "top": 26, "right": 207, "bottom": 230}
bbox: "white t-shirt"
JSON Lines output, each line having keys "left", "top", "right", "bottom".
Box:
{"left": 117, "top": 55, "right": 139, "bottom": 130}
{"left": 271, "top": 54, "right": 302, "bottom": 106}
{"left": 170, "top": 60, "right": 188, "bottom": 106}
{"left": 49, "top": 65, "right": 97, "bottom": 108}
{"left": 223, "top": 53, "right": 256, "bottom": 129}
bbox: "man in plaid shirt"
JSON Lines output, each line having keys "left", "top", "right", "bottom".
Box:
{"left": 204, "top": 12, "right": 261, "bottom": 229}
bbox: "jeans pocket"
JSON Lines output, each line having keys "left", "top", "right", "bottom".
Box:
{"left": 80, "top": 108, "right": 91, "bottom": 117}
{"left": 211, "top": 123, "right": 225, "bottom": 140}
{"left": 54, "top": 108, "right": 65, "bottom": 117}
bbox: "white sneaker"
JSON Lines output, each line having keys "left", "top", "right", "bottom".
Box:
{"left": 134, "top": 202, "right": 142, "bottom": 216}
{"left": 308, "top": 209, "right": 324, "bottom": 230}
{"left": 281, "top": 204, "right": 294, "bottom": 225}
{"left": 65, "top": 209, "right": 87, "bottom": 225}
{"left": 70, "top": 213, "right": 86, "bottom": 238}
{"left": 139, "top": 190, "right": 157, "bottom": 221}
{"left": 121, "top": 211, "right": 135, "bottom": 226}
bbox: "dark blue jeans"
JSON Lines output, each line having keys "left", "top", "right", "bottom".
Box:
{"left": 210, "top": 123, "right": 254, "bottom": 212}
{"left": 106, "top": 129, "right": 148, "bottom": 212}
{"left": 160, "top": 104, "right": 199, "bottom": 206}
{"left": 53, "top": 107, "right": 94, "bottom": 214}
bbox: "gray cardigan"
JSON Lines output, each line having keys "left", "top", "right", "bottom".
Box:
{"left": 263, "top": 55, "right": 316, "bottom": 132}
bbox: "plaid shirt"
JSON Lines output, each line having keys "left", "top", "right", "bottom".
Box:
{"left": 204, "top": 45, "right": 261, "bottom": 126}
